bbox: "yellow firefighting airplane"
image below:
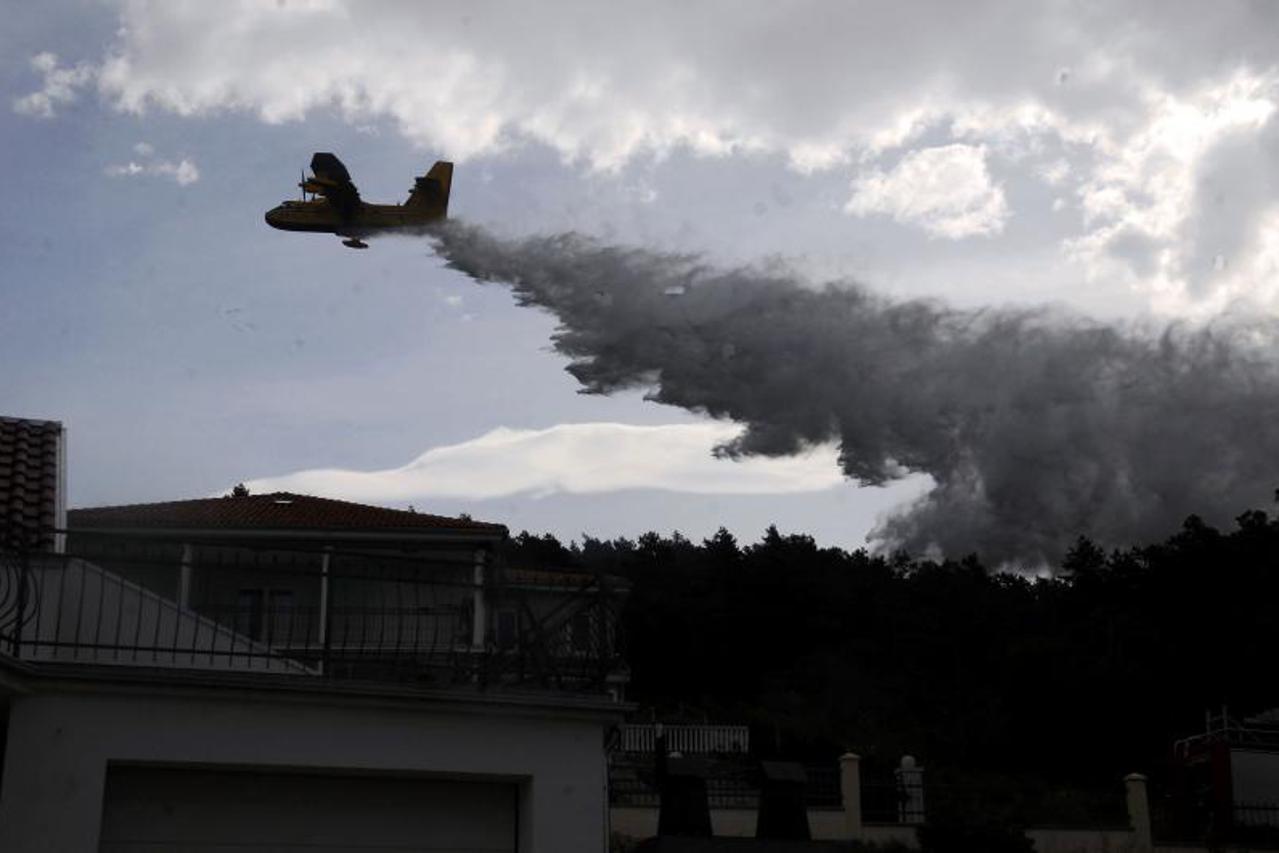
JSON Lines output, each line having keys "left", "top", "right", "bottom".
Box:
{"left": 265, "top": 153, "right": 452, "bottom": 249}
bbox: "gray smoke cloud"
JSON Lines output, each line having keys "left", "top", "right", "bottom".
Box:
{"left": 431, "top": 221, "right": 1279, "bottom": 565}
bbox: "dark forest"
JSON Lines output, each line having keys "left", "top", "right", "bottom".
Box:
{"left": 510, "top": 497, "right": 1279, "bottom": 787}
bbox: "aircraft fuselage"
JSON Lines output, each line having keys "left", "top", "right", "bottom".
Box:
{"left": 264, "top": 200, "right": 443, "bottom": 238}
{"left": 265, "top": 156, "right": 452, "bottom": 247}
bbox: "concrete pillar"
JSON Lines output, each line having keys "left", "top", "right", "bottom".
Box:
{"left": 178, "top": 543, "right": 194, "bottom": 609}
{"left": 840, "top": 753, "right": 863, "bottom": 840}
{"left": 53, "top": 423, "right": 66, "bottom": 555}
{"left": 896, "top": 755, "right": 925, "bottom": 824}
{"left": 471, "top": 549, "right": 487, "bottom": 650}
{"left": 318, "top": 548, "right": 331, "bottom": 667}
{"left": 1125, "top": 772, "right": 1153, "bottom": 853}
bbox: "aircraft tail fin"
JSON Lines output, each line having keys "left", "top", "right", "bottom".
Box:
{"left": 406, "top": 160, "right": 453, "bottom": 217}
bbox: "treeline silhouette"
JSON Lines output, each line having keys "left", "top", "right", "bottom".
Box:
{"left": 511, "top": 501, "right": 1279, "bottom": 784}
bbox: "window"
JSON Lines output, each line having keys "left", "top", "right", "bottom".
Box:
{"left": 235, "top": 589, "right": 264, "bottom": 640}
{"left": 234, "top": 588, "right": 294, "bottom": 643}
{"left": 267, "top": 589, "right": 295, "bottom": 644}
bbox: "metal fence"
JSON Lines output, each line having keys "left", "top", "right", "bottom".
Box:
{"left": 862, "top": 779, "right": 926, "bottom": 824}
{"left": 0, "top": 533, "right": 625, "bottom": 693}
{"left": 619, "top": 724, "right": 751, "bottom": 755}
{"left": 1235, "top": 802, "right": 1279, "bottom": 828}
{"left": 804, "top": 765, "right": 842, "bottom": 807}
{"left": 1152, "top": 788, "right": 1279, "bottom": 846}
{"left": 1174, "top": 711, "right": 1279, "bottom": 760}
{"left": 608, "top": 764, "right": 839, "bottom": 808}
{"left": 860, "top": 770, "right": 1128, "bottom": 828}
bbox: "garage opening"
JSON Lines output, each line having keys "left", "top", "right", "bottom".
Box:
{"left": 99, "top": 764, "right": 518, "bottom": 852}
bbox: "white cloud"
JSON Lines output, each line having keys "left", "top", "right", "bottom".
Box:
{"left": 12, "top": 52, "right": 95, "bottom": 118}
{"left": 241, "top": 422, "right": 844, "bottom": 502}
{"left": 104, "top": 162, "right": 144, "bottom": 177}
{"left": 23, "top": 1, "right": 1279, "bottom": 312}
{"left": 105, "top": 144, "right": 200, "bottom": 186}
{"left": 169, "top": 159, "right": 200, "bottom": 185}
{"left": 845, "top": 144, "right": 1008, "bottom": 239}
{"left": 48, "top": 3, "right": 1271, "bottom": 168}
{"left": 1065, "top": 71, "right": 1279, "bottom": 314}
{"left": 1038, "top": 159, "right": 1071, "bottom": 187}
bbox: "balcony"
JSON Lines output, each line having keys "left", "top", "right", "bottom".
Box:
{"left": 0, "top": 533, "right": 626, "bottom": 695}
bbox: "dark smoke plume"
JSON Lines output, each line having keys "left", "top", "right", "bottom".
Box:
{"left": 432, "top": 221, "right": 1279, "bottom": 565}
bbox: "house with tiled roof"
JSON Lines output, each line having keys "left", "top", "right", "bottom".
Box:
{"left": 61, "top": 491, "right": 622, "bottom": 688}
{"left": 0, "top": 426, "right": 628, "bottom": 853}
{"left": 68, "top": 490, "right": 506, "bottom": 539}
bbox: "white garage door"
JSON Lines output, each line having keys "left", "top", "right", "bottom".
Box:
{"left": 99, "top": 765, "right": 517, "bottom": 852}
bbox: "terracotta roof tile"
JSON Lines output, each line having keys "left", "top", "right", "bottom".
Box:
{"left": 0, "top": 416, "right": 63, "bottom": 551}
{"left": 68, "top": 492, "right": 505, "bottom": 537}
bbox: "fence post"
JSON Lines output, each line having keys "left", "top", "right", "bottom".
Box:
{"left": 840, "top": 753, "right": 863, "bottom": 840}
{"left": 1125, "top": 772, "right": 1153, "bottom": 853}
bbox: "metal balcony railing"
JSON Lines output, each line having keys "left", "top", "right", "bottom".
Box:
{"left": 1174, "top": 709, "right": 1279, "bottom": 760}
{"left": 0, "top": 532, "right": 626, "bottom": 694}
{"left": 619, "top": 724, "right": 751, "bottom": 755}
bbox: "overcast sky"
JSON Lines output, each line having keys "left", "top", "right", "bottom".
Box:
{"left": 5, "top": 1, "right": 1279, "bottom": 551}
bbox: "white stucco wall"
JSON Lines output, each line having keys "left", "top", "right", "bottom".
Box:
{"left": 0, "top": 680, "right": 618, "bottom": 853}
{"left": 1231, "top": 750, "right": 1279, "bottom": 807}
{"left": 609, "top": 809, "right": 1141, "bottom": 851}
{"left": 610, "top": 805, "right": 890, "bottom": 843}
{"left": 1026, "top": 828, "right": 1141, "bottom": 853}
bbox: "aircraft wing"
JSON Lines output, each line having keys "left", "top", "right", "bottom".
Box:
{"left": 304, "top": 152, "right": 361, "bottom": 215}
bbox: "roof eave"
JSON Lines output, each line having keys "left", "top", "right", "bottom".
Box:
{"left": 65, "top": 525, "right": 508, "bottom": 545}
